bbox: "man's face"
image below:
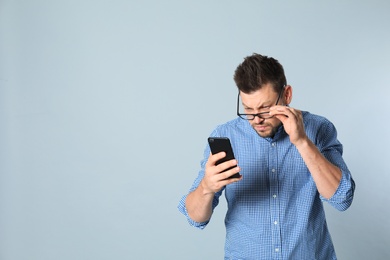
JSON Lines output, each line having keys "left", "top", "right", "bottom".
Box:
{"left": 239, "top": 84, "right": 284, "bottom": 138}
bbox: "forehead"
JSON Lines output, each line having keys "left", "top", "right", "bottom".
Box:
{"left": 240, "top": 84, "right": 278, "bottom": 107}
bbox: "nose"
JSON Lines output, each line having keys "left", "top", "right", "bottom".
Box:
{"left": 253, "top": 115, "right": 265, "bottom": 123}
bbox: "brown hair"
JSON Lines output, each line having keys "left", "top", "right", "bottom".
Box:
{"left": 233, "top": 53, "right": 287, "bottom": 94}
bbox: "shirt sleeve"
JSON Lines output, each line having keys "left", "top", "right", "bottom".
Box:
{"left": 177, "top": 136, "right": 224, "bottom": 229}
{"left": 320, "top": 169, "right": 355, "bottom": 211}
{"left": 316, "top": 119, "right": 356, "bottom": 211}
{"left": 177, "top": 187, "right": 224, "bottom": 230}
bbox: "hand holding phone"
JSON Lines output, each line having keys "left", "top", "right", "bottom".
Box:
{"left": 208, "top": 137, "right": 241, "bottom": 179}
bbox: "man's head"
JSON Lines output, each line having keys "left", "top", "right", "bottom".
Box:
{"left": 234, "top": 53, "right": 286, "bottom": 94}
{"left": 234, "top": 54, "right": 291, "bottom": 138}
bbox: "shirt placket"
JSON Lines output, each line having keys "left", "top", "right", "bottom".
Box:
{"left": 269, "top": 141, "right": 282, "bottom": 259}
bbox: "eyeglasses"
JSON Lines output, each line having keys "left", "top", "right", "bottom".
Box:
{"left": 237, "top": 85, "right": 285, "bottom": 120}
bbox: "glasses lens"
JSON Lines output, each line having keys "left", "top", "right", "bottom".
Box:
{"left": 239, "top": 114, "right": 254, "bottom": 120}
{"left": 237, "top": 93, "right": 275, "bottom": 120}
{"left": 259, "top": 111, "right": 272, "bottom": 119}
{"left": 238, "top": 111, "right": 273, "bottom": 120}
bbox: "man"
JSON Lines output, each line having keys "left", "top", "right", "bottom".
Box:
{"left": 178, "top": 53, "right": 355, "bottom": 259}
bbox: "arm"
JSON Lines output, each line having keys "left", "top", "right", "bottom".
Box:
{"left": 185, "top": 182, "right": 215, "bottom": 223}
{"left": 270, "top": 106, "right": 341, "bottom": 199}
{"left": 185, "top": 152, "right": 242, "bottom": 222}
{"left": 294, "top": 136, "right": 341, "bottom": 199}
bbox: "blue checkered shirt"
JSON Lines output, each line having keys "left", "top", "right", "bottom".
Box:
{"left": 178, "top": 111, "right": 355, "bottom": 260}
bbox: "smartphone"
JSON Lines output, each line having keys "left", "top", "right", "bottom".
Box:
{"left": 208, "top": 137, "right": 241, "bottom": 179}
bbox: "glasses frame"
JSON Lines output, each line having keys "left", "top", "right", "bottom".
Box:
{"left": 237, "top": 85, "right": 286, "bottom": 120}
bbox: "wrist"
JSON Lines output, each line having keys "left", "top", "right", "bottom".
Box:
{"left": 200, "top": 179, "right": 215, "bottom": 196}
{"left": 294, "top": 136, "right": 311, "bottom": 150}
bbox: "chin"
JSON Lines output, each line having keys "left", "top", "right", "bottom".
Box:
{"left": 256, "top": 127, "right": 278, "bottom": 138}
{"left": 257, "top": 132, "right": 273, "bottom": 138}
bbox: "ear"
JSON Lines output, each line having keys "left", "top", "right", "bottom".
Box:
{"left": 284, "top": 85, "right": 293, "bottom": 105}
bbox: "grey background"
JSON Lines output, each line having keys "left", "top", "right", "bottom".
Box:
{"left": 1, "top": 1, "right": 389, "bottom": 259}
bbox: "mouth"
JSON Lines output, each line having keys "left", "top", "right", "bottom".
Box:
{"left": 254, "top": 124, "right": 270, "bottom": 132}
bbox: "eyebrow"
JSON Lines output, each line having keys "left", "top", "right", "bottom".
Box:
{"left": 242, "top": 100, "right": 273, "bottom": 110}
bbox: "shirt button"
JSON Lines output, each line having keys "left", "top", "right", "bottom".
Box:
{"left": 275, "top": 248, "right": 279, "bottom": 252}
{"left": 273, "top": 194, "right": 277, "bottom": 198}
{"left": 274, "top": 221, "right": 278, "bottom": 225}
{"left": 271, "top": 142, "right": 276, "bottom": 147}
{"left": 272, "top": 169, "right": 276, "bottom": 173}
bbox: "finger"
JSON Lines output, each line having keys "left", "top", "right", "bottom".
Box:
{"left": 270, "top": 105, "right": 289, "bottom": 116}
{"left": 286, "top": 107, "right": 301, "bottom": 118}
{"left": 272, "top": 107, "right": 300, "bottom": 126}
{"left": 215, "top": 159, "right": 238, "bottom": 175}
{"left": 270, "top": 107, "right": 290, "bottom": 123}
{"left": 219, "top": 165, "right": 241, "bottom": 180}
{"left": 219, "top": 175, "right": 243, "bottom": 186}
{"left": 271, "top": 106, "right": 300, "bottom": 119}
{"left": 206, "top": 151, "right": 226, "bottom": 167}
{"left": 274, "top": 113, "right": 289, "bottom": 124}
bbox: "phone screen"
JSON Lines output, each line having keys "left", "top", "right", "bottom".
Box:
{"left": 208, "top": 137, "right": 241, "bottom": 179}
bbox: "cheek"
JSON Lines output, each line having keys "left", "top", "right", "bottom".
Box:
{"left": 266, "top": 118, "right": 282, "bottom": 127}
{"left": 270, "top": 118, "right": 283, "bottom": 127}
{"left": 248, "top": 120, "right": 257, "bottom": 128}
